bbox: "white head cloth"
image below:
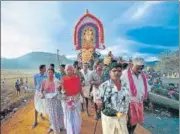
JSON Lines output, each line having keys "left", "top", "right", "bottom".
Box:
{"left": 133, "top": 57, "right": 145, "bottom": 66}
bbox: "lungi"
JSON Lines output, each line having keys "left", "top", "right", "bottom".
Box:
{"left": 62, "top": 96, "right": 81, "bottom": 134}
{"left": 34, "top": 91, "right": 47, "bottom": 116}
{"left": 46, "top": 98, "right": 64, "bottom": 134}
{"left": 101, "top": 112, "right": 128, "bottom": 134}
{"left": 129, "top": 102, "right": 144, "bottom": 126}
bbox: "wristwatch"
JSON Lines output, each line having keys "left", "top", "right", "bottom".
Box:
{"left": 116, "top": 112, "right": 123, "bottom": 118}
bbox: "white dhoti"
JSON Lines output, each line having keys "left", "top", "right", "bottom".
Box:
{"left": 62, "top": 96, "right": 81, "bottom": 134}
{"left": 101, "top": 112, "right": 128, "bottom": 134}
{"left": 80, "top": 95, "right": 84, "bottom": 103}
{"left": 82, "top": 85, "right": 91, "bottom": 98}
{"left": 34, "top": 91, "right": 47, "bottom": 116}
{"left": 92, "top": 86, "right": 100, "bottom": 103}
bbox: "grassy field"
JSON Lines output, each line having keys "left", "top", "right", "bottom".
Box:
{"left": 1, "top": 69, "right": 37, "bottom": 111}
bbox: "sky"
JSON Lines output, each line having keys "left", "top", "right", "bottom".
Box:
{"left": 1, "top": 1, "right": 179, "bottom": 61}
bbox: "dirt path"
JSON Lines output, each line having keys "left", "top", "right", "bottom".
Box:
{"left": 1, "top": 100, "right": 102, "bottom": 134}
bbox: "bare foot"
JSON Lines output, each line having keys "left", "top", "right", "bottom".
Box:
{"left": 47, "top": 128, "right": 53, "bottom": 134}
{"left": 86, "top": 111, "right": 91, "bottom": 117}
{"left": 41, "top": 115, "right": 45, "bottom": 120}
{"left": 60, "top": 128, "right": 65, "bottom": 132}
{"left": 32, "top": 122, "right": 38, "bottom": 129}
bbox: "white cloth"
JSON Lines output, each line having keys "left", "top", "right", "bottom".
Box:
{"left": 62, "top": 95, "right": 82, "bottom": 134}
{"left": 92, "top": 86, "right": 101, "bottom": 103}
{"left": 121, "top": 69, "right": 151, "bottom": 103}
{"left": 34, "top": 91, "right": 47, "bottom": 115}
{"left": 89, "top": 70, "right": 103, "bottom": 103}
{"left": 82, "top": 85, "right": 91, "bottom": 98}
{"left": 81, "top": 69, "right": 92, "bottom": 98}
{"left": 80, "top": 95, "right": 84, "bottom": 103}
{"left": 101, "top": 112, "right": 128, "bottom": 134}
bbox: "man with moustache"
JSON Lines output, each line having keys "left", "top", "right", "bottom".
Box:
{"left": 121, "top": 57, "right": 151, "bottom": 134}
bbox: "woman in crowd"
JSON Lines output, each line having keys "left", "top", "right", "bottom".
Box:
{"left": 41, "top": 68, "right": 64, "bottom": 134}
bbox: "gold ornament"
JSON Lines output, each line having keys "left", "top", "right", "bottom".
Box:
{"left": 82, "top": 26, "right": 94, "bottom": 49}
{"left": 104, "top": 56, "right": 112, "bottom": 65}
{"left": 81, "top": 48, "right": 94, "bottom": 63}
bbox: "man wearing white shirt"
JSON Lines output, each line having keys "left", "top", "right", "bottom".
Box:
{"left": 121, "top": 57, "right": 151, "bottom": 134}
{"left": 81, "top": 63, "right": 93, "bottom": 116}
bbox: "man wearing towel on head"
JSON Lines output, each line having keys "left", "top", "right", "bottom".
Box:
{"left": 121, "top": 57, "right": 151, "bottom": 134}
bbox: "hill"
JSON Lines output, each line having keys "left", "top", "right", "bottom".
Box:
{"left": 146, "top": 61, "right": 159, "bottom": 67}
{"left": 1, "top": 52, "right": 73, "bottom": 69}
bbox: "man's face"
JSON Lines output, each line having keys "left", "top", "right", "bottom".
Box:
{"left": 66, "top": 66, "right": 74, "bottom": 75}
{"left": 110, "top": 67, "right": 122, "bottom": 79}
{"left": 83, "top": 64, "right": 88, "bottom": 70}
{"left": 74, "top": 67, "right": 79, "bottom": 74}
{"left": 41, "top": 66, "right": 46, "bottom": 73}
{"left": 103, "top": 65, "right": 108, "bottom": 70}
{"left": 60, "top": 66, "right": 65, "bottom": 72}
{"left": 49, "top": 65, "right": 54, "bottom": 69}
{"left": 96, "top": 63, "right": 103, "bottom": 71}
{"left": 133, "top": 64, "right": 144, "bottom": 74}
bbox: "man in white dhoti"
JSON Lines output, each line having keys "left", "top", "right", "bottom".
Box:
{"left": 121, "top": 57, "right": 151, "bottom": 134}
{"left": 61, "top": 65, "right": 84, "bottom": 134}
{"left": 81, "top": 63, "right": 93, "bottom": 116}
{"left": 97, "top": 62, "right": 130, "bottom": 134}
{"left": 32, "top": 64, "right": 47, "bottom": 128}
{"left": 89, "top": 60, "right": 104, "bottom": 120}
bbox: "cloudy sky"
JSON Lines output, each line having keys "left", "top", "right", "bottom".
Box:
{"left": 1, "top": 1, "right": 178, "bottom": 61}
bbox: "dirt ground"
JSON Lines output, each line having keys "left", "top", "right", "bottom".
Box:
{"left": 1, "top": 69, "right": 35, "bottom": 111}
{"left": 1, "top": 100, "right": 102, "bottom": 134}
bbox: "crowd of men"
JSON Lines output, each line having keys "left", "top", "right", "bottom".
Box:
{"left": 32, "top": 57, "right": 151, "bottom": 134}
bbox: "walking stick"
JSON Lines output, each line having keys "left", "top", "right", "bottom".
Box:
{"left": 93, "top": 110, "right": 101, "bottom": 134}
{"left": 93, "top": 119, "right": 99, "bottom": 134}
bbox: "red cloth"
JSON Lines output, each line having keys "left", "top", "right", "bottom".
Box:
{"left": 62, "top": 75, "right": 81, "bottom": 96}
{"left": 127, "top": 68, "right": 148, "bottom": 99}
{"left": 129, "top": 102, "right": 144, "bottom": 126}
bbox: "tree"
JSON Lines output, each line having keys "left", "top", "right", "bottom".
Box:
{"left": 155, "top": 50, "right": 179, "bottom": 74}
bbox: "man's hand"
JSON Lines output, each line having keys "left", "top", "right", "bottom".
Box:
{"left": 94, "top": 82, "right": 101, "bottom": 87}
{"left": 126, "top": 115, "right": 128, "bottom": 121}
{"left": 80, "top": 90, "right": 85, "bottom": 98}
{"left": 90, "top": 81, "right": 95, "bottom": 85}
{"left": 56, "top": 84, "right": 61, "bottom": 90}
{"left": 81, "top": 93, "right": 85, "bottom": 98}
{"left": 40, "top": 93, "right": 45, "bottom": 99}
{"left": 96, "top": 100, "right": 102, "bottom": 109}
